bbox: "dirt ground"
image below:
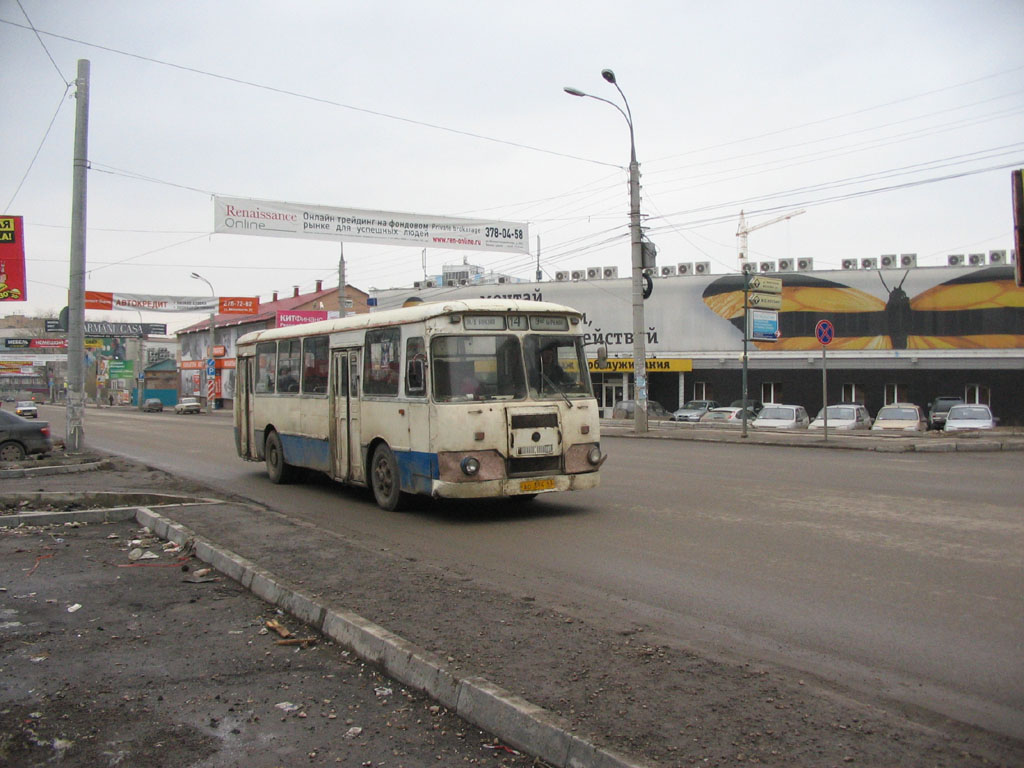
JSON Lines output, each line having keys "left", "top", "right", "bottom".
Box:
{"left": 2, "top": 453, "right": 1022, "bottom": 768}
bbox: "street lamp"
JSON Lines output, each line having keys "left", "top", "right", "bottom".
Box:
{"left": 190, "top": 272, "right": 216, "bottom": 415}
{"left": 564, "top": 69, "right": 648, "bottom": 433}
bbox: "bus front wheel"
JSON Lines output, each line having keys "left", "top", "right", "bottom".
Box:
{"left": 265, "top": 431, "right": 295, "bottom": 484}
{"left": 370, "top": 444, "right": 408, "bottom": 511}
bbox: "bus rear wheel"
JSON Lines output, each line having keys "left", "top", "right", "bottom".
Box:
{"left": 370, "top": 444, "right": 408, "bottom": 511}
{"left": 265, "top": 431, "right": 295, "bottom": 484}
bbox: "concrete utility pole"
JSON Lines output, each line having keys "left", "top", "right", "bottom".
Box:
{"left": 338, "top": 242, "right": 346, "bottom": 316}
{"left": 565, "top": 68, "right": 649, "bottom": 433}
{"left": 66, "top": 59, "right": 90, "bottom": 452}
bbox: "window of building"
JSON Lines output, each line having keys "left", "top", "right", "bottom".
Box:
{"left": 693, "top": 381, "right": 711, "bottom": 400}
{"left": 841, "top": 383, "right": 862, "bottom": 403}
{"left": 761, "top": 381, "right": 781, "bottom": 404}
{"left": 964, "top": 384, "right": 991, "bottom": 405}
{"left": 884, "top": 383, "right": 904, "bottom": 404}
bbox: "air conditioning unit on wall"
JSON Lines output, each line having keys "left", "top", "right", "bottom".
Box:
{"left": 880, "top": 254, "right": 898, "bottom": 269}
{"left": 694, "top": 262, "right": 710, "bottom": 275}
{"left": 947, "top": 254, "right": 965, "bottom": 267}
{"left": 571, "top": 270, "right": 586, "bottom": 281}
{"left": 759, "top": 261, "right": 776, "bottom": 272}
{"left": 900, "top": 253, "right": 917, "bottom": 268}
{"left": 989, "top": 250, "right": 1007, "bottom": 265}
{"left": 968, "top": 253, "right": 985, "bottom": 266}
{"left": 796, "top": 258, "right": 814, "bottom": 272}
{"left": 586, "top": 266, "right": 602, "bottom": 279}
{"left": 660, "top": 265, "right": 677, "bottom": 277}
{"left": 602, "top": 266, "right": 618, "bottom": 279}
{"left": 841, "top": 259, "right": 858, "bottom": 270}
{"left": 677, "top": 262, "right": 694, "bottom": 276}
{"left": 861, "top": 257, "right": 878, "bottom": 270}
{"left": 777, "top": 258, "right": 794, "bottom": 272}
{"left": 555, "top": 271, "right": 569, "bottom": 281}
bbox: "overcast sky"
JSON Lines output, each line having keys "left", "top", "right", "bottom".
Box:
{"left": 2, "top": 0, "right": 1022, "bottom": 331}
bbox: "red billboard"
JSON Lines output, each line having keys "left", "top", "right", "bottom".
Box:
{"left": 0, "top": 216, "right": 27, "bottom": 301}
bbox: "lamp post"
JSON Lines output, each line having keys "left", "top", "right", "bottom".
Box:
{"left": 565, "top": 69, "right": 648, "bottom": 433}
{"left": 190, "top": 272, "right": 216, "bottom": 415}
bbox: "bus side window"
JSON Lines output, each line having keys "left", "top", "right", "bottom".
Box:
{"left": 364, "top": 328, "right": 400, "bottom": 396}
{"left": 302, "top": 336, "right": 329, "bottom": 394}
{"left": 405, "top": 336, "right": 426, "bottom": 396}
{"left": 256, "top": 342, "right": 276, "bottom": 394}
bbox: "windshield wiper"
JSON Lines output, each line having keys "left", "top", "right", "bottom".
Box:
{"left": 540, "top": 371, "right": 574, "bottom": 408}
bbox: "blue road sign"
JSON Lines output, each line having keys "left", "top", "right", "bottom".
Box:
{"left": 815, "top": 319, "right": 835, "bottom": 345}
{"left": 206, "top": 358, "right": 216, "bottom": 377}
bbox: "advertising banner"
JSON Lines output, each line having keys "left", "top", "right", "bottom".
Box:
{"left": 214, "top": 195, "right": 529, "bottom": 254}
{"left": 86, "top": 292, "right": 258, "bottom": 315}
{"left": 276, "top": 310, "right": 328, "bottom": 327}
{"left": 0, "top": 215, "right": 26, "bottom": 301}
{"left": 108, "top": 360, "right": 135, "bottom": 380}
{"left": 373, "top": 264, "right": 1024, "bottom": 354}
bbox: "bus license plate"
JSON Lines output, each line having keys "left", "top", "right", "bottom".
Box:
{"left": 520, "top": 478, "right": 555, "bottom": 493}
{"left": 517, "top": 444, "right": 553, "bottom": 455}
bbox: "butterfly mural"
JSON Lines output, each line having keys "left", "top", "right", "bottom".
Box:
{"left": 701, "top": 266, "right": 1024, "bottom": 351}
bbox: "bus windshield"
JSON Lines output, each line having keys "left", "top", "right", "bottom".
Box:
{"left": 431, "top": 335, "right": 527, "bottom": 401}
{"left": 524, "top": 335, "right": 592, "bottom": 399}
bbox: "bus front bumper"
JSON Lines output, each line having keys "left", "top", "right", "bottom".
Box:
{"left": 430, "top": 471, "right": 600, "bottom": 500}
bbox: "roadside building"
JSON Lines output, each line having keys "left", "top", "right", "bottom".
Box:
{"left": 370, "top": 260, "right": 1024, "bottom": 425}
{"left": 176, "top": 281, "right": 368, "bottom": 411}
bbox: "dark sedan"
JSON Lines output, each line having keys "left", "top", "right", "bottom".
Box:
{"left": 0, "top": 410, "right": 54, "bottom": 461}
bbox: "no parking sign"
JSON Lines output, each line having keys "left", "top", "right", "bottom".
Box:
{"left": 815, "top": 319, "right": 834, "bottom": 346}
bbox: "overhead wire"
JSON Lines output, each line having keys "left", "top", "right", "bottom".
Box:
{"left": 0, "top": 18, "right": 619, "bottom": 170}
{"left": 2, "top": 84, "right": 72, "bottom": 213}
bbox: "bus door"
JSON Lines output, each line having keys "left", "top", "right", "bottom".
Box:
{"left": 330, "top": 348, "right": 363, "bottom": 482}
{"left": 236, "top": 356, "right": 256, "bottom": 458}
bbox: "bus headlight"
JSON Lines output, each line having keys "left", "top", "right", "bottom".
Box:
{"left": 587, "top": 446, "right": 602, "bottom": 465}
{"left": 460, "top": 456, "right": 481, "bottom": 476}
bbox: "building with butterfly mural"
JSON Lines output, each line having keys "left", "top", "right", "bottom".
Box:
{"left": 371, "top": 261, "right": 1024, "bottom": 426}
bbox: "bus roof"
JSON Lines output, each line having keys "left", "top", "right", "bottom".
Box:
{"left": 236, "top": 298, "right": 584, "bottom": 347}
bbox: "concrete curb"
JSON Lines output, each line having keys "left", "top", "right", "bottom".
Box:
{"left": 122, "top": 505, "right": 649, "bottom": 768}
{"left": 0, "top": 460, "right": 106, "bottom": 479}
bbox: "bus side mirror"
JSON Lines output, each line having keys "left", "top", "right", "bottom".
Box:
{"left": 596, "top": 345, "right": 608, "bottom": 366}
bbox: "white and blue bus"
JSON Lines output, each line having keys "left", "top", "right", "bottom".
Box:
{"left": 234, "top": 299, "right": 604, "bottom": 509}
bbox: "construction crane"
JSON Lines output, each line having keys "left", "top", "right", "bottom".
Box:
{"left": 736, "top": 208, "right": 806, "bottom": 270}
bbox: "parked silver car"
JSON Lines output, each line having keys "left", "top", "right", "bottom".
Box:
{"left": 808, "top": 404, "right": 873, "bottom": 431}
{"left": 752, "top": 404, "right": 810, "bottom": 429}
{"left": 943, "top": 404, "right": 996, "bottom": 431}
{"left": 672, "top": 399, "right": 718, "bottom": 422}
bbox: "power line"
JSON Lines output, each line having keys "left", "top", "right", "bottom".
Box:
{"left": 0, "top": 18, "right": 620, "bottom": 170}
{"left": 14, "top": 0, "right": 69, "bottom": 85}
{"left": 3, "top": 85, "right": 72, "bottom": 213}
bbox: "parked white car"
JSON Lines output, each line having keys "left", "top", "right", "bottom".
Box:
{"left": 752, "top": 404, "right": 810, "bottom": 429}
{"left": 943, "top": 404, "right": 996, "bottom": 431}
{"left": 174, "top": 397, "right": 202, "bottom": 415}
{"left": 808, "top": 404, "right": 873, "bottom": 431}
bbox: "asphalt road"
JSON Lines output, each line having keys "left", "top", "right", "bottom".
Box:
{"left": 38, "top": 404, "right": 1024, "bottom": 740}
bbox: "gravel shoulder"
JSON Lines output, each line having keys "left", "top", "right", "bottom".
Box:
{"left": 3, "top": 453, "right": 1022, "bottom": 767}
